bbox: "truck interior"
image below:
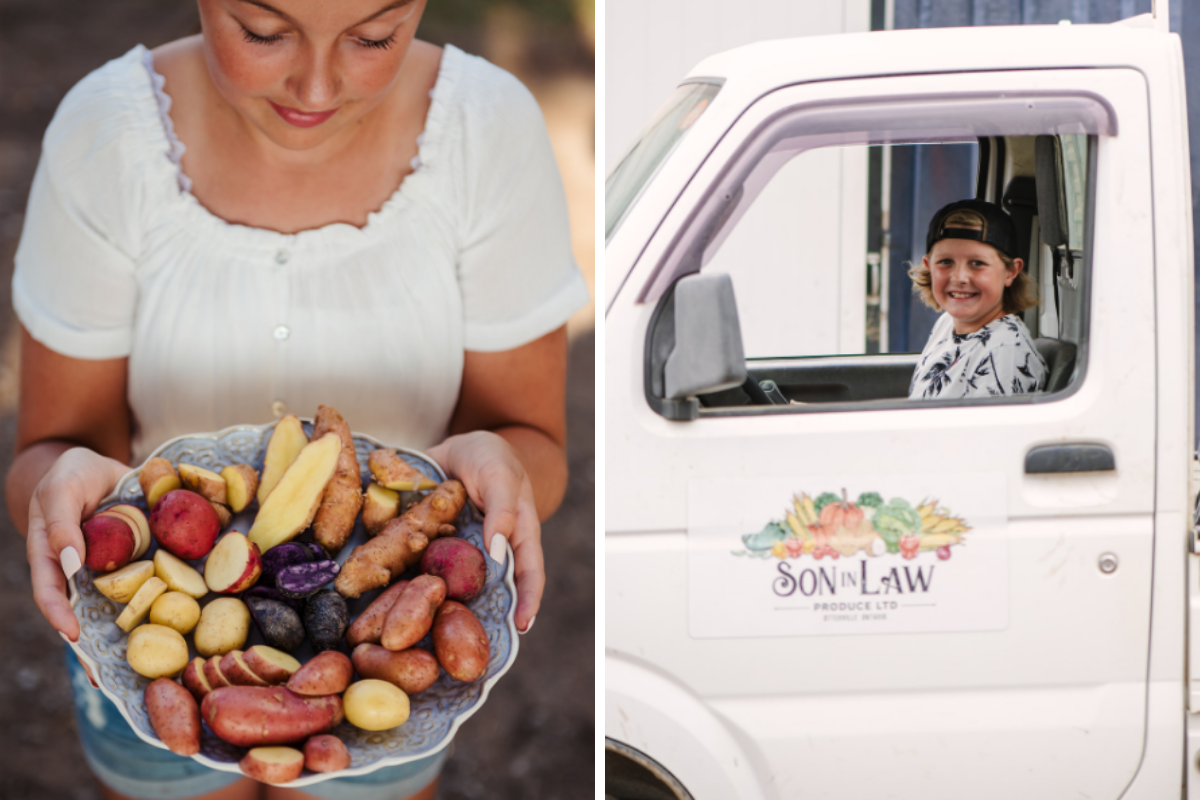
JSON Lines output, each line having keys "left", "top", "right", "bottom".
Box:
{"left": 645, "top": 125, "right": 1096, "bottom": 419}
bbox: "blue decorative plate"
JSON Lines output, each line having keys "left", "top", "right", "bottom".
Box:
{"left": 67, "top": 419, "right": 518, "bottom": 786}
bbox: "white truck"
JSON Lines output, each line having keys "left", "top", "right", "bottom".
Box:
{"left": 604, "top": 12, "right": 1200, "bottom": 800}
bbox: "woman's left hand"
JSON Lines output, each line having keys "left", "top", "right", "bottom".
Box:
{"left": 427, "top": 431, "right": 542, "bottom": 633}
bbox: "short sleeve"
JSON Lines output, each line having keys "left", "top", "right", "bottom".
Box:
{"left": 12, "top": 51, "right": 147, "bottom": 360}
{"left": 452, "top": 56, "right": 590, "bottom": 352}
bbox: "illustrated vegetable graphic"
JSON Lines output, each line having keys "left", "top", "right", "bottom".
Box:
{"left": 742, "top": 522, "right": 789, "bottom": 552}
{"left": 856, "top": 492, "right": 884, "bottom": 510}
{"left": 817, "top": 489, "right": 864, "bottom": 532}
{"left": 813, "top": 492, "right": 840, "bottom": 514}
{"left": 736, "top": 489, "right": 971, "bottom": 560}
{"left": 872, "top": 498, "right": 922, "bottom": 554}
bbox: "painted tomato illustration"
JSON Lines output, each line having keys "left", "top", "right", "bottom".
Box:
{"left": 785, "top": 538, "right": 804, "bottom": 558}
{"left": 899, "top": 534, "right": 921, "bottom": 560}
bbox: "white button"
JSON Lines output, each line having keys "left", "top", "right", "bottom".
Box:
{"left": 273, "top": 325, "right": 290, "bottom": 340}
{"left": 271, "top": 400, "right": 287, "bottom": 417}
{"left": 275, "top": 249, "right": 289, "bottom": 265}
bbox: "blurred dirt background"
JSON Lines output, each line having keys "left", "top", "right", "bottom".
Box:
{"left": 0, "top": 1, "right": 595, "bottom": 798}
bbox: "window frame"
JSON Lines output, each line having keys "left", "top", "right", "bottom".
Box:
{"left": 640, "top": 92, "right": 1105, "bottom": 419}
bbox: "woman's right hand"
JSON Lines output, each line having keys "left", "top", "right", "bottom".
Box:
{"left": 26, "top": 447, "right": 131, "bottom": 641}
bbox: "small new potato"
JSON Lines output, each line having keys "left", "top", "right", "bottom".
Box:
{"left": 126, "top": 624, "right": 190, "bottom": 679}
{"left": 240, "top": 746, "right": 304, "bottom": 784}
{"left": 342, "top": 679, "right": 410, "bottom": 731}
{"left": 194, "top": 597, "right": 251, "bottom": 657}
{"left": 304, "top": 734, "right": 350, "bottom": 773}
{"left": 149, "top": 591, "right": 201, "bottom": 634}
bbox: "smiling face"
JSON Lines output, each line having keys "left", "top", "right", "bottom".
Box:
{"left": 197, "top": 0, "right": 427, "bottom": 151}
{"left": 925, "top": 234, "right": 1023, "bottom": 335}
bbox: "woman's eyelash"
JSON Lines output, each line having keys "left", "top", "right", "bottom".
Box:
{"left": 358, "top": 35, "right": 396, "bottom": 50}
{"left": 242, "top": 27, "right": 283, "bottom": 45}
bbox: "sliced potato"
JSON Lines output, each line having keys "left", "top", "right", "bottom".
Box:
{"left": 179, "top": 463, "right": 228, "bottom": 504}
{"left": 93, "top": 560, "right": 155, "bottom": 604}
{"left": 247, "top": 434, "right": 341, "bottom": 553}
{"left": 139, "top": 458, "right": 181, "bottom": 510}
{"left": 153, "top": 550, "right": 208, "bottom": 598}
{"left": 222, "top": 464, "right": 259, "bottom": 513}
{"left": 115, "top": 576, "right": 168, "bottom": 632}
{"left": 257, "top": 415, "right": 309, "bottom": 505}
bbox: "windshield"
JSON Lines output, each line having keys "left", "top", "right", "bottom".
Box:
{"left": 605, "top": 81, "right": 721, "bottom": 241}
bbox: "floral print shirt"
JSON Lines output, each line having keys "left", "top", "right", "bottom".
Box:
{"left": 909, "top": 313, "right": 1047, "bottom": 399}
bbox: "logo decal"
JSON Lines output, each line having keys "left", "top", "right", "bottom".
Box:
{"left": 688, "top": 475, "right": 1007, "bottom": 638}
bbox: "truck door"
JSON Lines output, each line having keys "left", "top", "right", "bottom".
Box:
{"left": 607, "top": 67, "right": 1158, "bottom": 799}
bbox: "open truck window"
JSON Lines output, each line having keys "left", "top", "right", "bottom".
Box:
{"left": 641, "top": 93, "right": 1104, "bottom": 419}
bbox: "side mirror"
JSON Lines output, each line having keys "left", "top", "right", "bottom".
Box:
{"left": 664, "top": 273, "right": 746, "bottom": 400}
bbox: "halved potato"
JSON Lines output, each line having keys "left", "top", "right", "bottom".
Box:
{"left": 93, "top": 560, "right": 155, "bottom": 604}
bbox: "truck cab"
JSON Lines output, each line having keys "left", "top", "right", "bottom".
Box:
{"left": 605, "top": 16, "right": 1196, "bottom": 800}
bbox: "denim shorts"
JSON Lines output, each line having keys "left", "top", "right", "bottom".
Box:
{"left": 66, "top": 648, "right": 445, "bottom": 800}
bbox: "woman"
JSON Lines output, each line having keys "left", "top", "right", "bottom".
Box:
{"left": 5, "top": 0, "right": 589, "bottom": 797}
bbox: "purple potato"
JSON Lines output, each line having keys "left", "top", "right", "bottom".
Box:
{"left": 244, "top": 596, "right": 305, "bottom": 652}
{"left": 304, "top": 590, "right": 350, "bottom": 653}
{"left": 260, "top": 543, "right": 312, "bottom": 585}
{"left": 276, "top": 560, "right": 340, "bottom": 600}
{"left": 241, "top": 585, "right": 304, "bottom": 613}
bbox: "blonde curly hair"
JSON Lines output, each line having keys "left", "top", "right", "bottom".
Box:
{"left": 908, "top": 209, "right": 1038, "bottom": 314}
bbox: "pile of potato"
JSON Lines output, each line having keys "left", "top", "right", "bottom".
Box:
{"left": 79, "top": 404, "right": 498, "bottom": 785}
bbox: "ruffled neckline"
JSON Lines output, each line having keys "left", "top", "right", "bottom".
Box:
{"left": 135, "top": 43, "right": 459, "bottom": 246}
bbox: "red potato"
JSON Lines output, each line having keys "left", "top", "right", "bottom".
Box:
{"left": 304, "top": 734, "right": 351, "bottom": 773}
{"left": 220, "top": 651, "right": 269, "bottom": 687}
{"left": 145, "top": 678, "right": 201, "bottom": 756}
{"left": 240, "top": 746, "right": 304, "bottom": 784}
{"left": 82, "top": 515, "right": 136, "bottom": 573}
{"left": 97, "top": 505, "right": 151, "bottom": 558}
{"left": 201, "top": 686, "right": 343, "bottom": 747}
{"left": 432, "top": 601, "right": 490, "bottom": 683}
{"left": 205, "top": 655, "right": 234, "bottom": 689}
{"left": 150, "top": 489, "right": 220, "bottom": 560}
{"left": 287, "top": 651, "right": 353, "bottom": 697}
{"left": 181, "top": 657, "right": 213, "bottom": 701}
{"left": 420, "top": 538, "right": 487, "bottom": 602}
{"left": 352, "top": 644, "right": 440, "bottom": 695}
{"left": 243, "top": 645, "right": 302, "bottom": 685}
{"left": 204, "top": 531, "right": 263, "bottom": 594}
{"left": 344, "top": 580, "right": 410, "bottom": 647}
{"left": 380, "top": 575, "right": 446, "bottom": 652}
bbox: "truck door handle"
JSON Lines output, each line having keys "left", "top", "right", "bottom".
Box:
{"left": 1025, "top": 444, "right": 1115, "bottom": 474}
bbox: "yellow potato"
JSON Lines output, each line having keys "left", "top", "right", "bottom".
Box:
{"left": 115, "top": 577, "right": 168, "bottom": 632}
{"left": 126, "top": 624, "right": 190, "bottom": 679}
{"left": 193, "top": 597, "right": 250, "bottom": 657}
{"left": 93, "top": 560, "right": 155, "bottom": 604}
{"left": 149, "top": 591, "right": 201, "bottom": 634}
{"left": 342, "top": 679, "right": 409, "bottom": 731}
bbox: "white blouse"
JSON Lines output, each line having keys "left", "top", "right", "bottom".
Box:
{"left": 13, "top": 45, "right": 589, "bottom": 464}
{"left": 909, "top": 313, "right": 1047, "bottom": 399}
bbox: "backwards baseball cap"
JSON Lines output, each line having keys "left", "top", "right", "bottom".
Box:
{"left": 925, "top": 199, "right": 1018, "bottom": 259}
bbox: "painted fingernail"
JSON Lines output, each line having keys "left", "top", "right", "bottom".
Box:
{"left": 59, "top": 631, "right": 75, "bottom": 644}
{"left": 489, "top": 534, "right": 508, "bottom": 563}
{"left": 519, "top": 615, "right": 536, "bottom": 635}
{"left": 60, "top": 546, "right": 81, "bottom": 581}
